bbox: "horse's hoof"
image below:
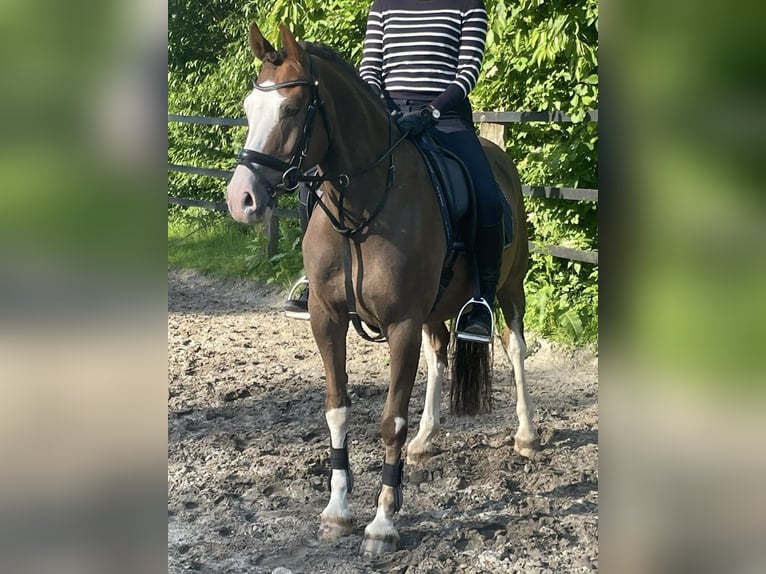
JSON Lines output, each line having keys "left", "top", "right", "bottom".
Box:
{"left": 406, "top": 439, "right": 441, "bottom": 465}
{"left": 406, "top": 450, "right": 434, "bottom": 465}
{"left": 360, "top": 533, "right": 398, "bottom": 557}
{"left": 406, "top": 445, "right": 440, "bottom": 465}
{"left": 318, "top": 518, "right": 354, "bottom": 541}
{"left": 514, "top": 437, "right": 541, "bottom": 459}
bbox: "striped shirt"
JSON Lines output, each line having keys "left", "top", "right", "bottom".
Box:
{"left": 359, "top": 0, "right": 488, "bottom": 113}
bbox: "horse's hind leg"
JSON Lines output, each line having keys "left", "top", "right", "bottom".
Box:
{"left": 497, "top": 281, "right": 540, "bottom": 457}
{"left": 361, "top": 319, "right": 422, "bottom": 557}
{"left": 407, "top": 322, "right": 449, "bottom": 464}
{"left": 311, "top": 311, "right": 355, "bottom": 539}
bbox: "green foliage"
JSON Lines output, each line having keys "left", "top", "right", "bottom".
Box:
{"left": 243, "top": 216, "right": 305, "bottom": 287}
{"left": 473, "top": 0, "right": 599, "bottom": 345}
{"left": 168, "top": 0, "right": 598, "bottom": 346}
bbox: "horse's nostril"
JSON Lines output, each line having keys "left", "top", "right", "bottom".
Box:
{"left": 244, "top": 192, "right": 254, "bottom": 207}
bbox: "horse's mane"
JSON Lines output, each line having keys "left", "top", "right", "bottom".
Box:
{"left": 268, "top": 41, "right": 387, "bottom": 113}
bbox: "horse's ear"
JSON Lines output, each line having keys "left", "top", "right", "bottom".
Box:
{"left": 249, "top": 21, "right": 275, "bottom": 61}
{"left": 278, "top": 23, "right": 303, "bottom": 63}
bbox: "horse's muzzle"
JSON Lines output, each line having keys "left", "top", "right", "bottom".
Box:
{"left": 226, "top": 164, "right": 272, "bottom": 224}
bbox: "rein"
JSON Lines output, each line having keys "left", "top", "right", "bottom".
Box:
{"left": 311, "top": 118, "right": 408, "bottom": 238}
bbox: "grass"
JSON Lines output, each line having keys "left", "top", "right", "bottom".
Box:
{"left": 168, "top": 210, "right": 260, "bottom": 278}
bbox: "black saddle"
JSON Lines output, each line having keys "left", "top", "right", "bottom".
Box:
{"left": 414, "top": 133, "right": 474, "bottom": 252}
{"left": 415, "top": 133, "right": 514, "bottom": 247}
{"left": 413, "top": 133, "right": 514, "bottom": 305}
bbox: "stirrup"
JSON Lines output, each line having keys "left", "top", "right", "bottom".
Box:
{"left": 284, "top": 276, "right": 310, "bottom": 320}
{"left": 455, "top": 297, "right": 494, "bottom": 344}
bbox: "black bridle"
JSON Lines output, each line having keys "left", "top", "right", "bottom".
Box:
{"left": 234, "top": 56, "right": 409, "bottom": 233}
{"left": 235, "top": 60, "right": 325, "bottom": 199}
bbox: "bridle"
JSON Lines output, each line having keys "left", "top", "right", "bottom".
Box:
{"left": 234, "top": 55, "right": 410, "bottom": 237}
{"left": 235, "top": 59, "right": 325, "bottom": 199}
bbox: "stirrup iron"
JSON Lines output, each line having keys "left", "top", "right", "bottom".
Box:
{"left": 455, "top": 297, "right": 494, "bottom": 344}
{"left": 284, "top": 276, "right": 310, "bottom": 320}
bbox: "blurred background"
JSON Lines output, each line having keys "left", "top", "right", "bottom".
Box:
{"left": 0, "top": 0, "right": 167, "bottom": 572}
{"left": 601, "top": 0, "right": 766, "bottom": 571}
{"left": 0, "top": 0, "right": 764, "bottom": 571}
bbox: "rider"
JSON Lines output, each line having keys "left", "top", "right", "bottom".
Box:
{"left": 286, "top": 0, "right": 503, "bottom": 340}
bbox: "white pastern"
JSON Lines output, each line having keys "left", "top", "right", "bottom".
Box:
{"left": 320, "top": 469, "right": 351, "bottom": 525}
{"left": 363, "top": 503, "right": 398, "bottom": 544}
{"left": 242, "top": 83, "right": 285, "bottom": 152}
{"left": 408, "top": 332, "right": 444, "bottom": 460}
{"left": 320, "top": 407, "right": 353, "bottom": 535}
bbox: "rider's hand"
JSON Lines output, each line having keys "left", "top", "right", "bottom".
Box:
{"left": 396, "top": 106, "right": 438, "bottom": 136}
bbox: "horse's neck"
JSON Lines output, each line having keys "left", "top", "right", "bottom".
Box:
{"left": 317, "top": 68, "right": 393, "bottom": 193}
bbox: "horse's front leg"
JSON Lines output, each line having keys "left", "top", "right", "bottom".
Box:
{"left": 407, "top": 322, "right": 449, "bottom": 464}
{"left": 310, "top": 307, "right": 354, "bottom": 540}
{"left": 361, "top": 320, "right": 422, "bottom": 557}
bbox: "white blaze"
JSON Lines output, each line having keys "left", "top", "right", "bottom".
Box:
{"left": 242, "top": 82, "right": 286, "bottom": 152}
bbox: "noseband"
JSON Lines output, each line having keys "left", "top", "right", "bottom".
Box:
{"left": 235, "top": 61, "right": 325, "bottom": 201}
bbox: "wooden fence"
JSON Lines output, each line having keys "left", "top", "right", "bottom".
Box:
{"left": 168, "top": 110, "right": 598, "bottom": 264}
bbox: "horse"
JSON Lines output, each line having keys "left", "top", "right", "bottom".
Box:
{"left": 226, "top": 21, "right": 539, "bottom": 556}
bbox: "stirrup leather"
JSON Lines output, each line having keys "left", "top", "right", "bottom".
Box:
{"left": 455, "top": 297, "right": 494, "bottom": 344}
{"left": 284, "top": 276, "right": 310, "bottom": 320}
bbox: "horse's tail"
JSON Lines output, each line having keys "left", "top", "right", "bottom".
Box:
{"left": 449, "top": 338, "right": 493, "bottom": 415}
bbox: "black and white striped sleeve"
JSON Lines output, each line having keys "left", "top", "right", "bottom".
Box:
{"left": 430, "top": 0, "right": 488, "bottom": 113}
{"left": 454, "top": 5, "right": 488, "bottom": 97}
{"left": 359, "top": 0, "right": 384, "bottom": 91}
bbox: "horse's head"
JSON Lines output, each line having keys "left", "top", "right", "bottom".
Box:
{"left": 227, "top": 22, "right": 325, "bottom": 225}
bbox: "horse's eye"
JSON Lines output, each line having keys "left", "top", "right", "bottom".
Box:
{"left": 282, "top": 104, "right": 301, "bottom": 117}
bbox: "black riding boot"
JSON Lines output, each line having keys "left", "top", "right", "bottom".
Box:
{"left": 462, "top": 221, "right": 503, "bottom": 337}
{"left": 284, "top": 182, "right": 313, "bottom": 319}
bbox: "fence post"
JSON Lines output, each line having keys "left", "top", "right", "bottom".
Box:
{"left": 265, "top": 210, "right": 280, "bottom": 258}
{"left": 479, "top": 122, "right": 505, "bottom": 148}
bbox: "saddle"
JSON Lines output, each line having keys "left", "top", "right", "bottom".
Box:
{"left": 413, "top": 133, "right": 514, "bottom": 306}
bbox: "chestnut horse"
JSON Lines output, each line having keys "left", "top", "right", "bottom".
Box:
{"left": 226, "top": 22, "right": 539, "bottom": 556}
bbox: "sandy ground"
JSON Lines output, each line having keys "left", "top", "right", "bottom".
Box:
{"left": 168, "top": 268, "right": 598, "bottom": 573}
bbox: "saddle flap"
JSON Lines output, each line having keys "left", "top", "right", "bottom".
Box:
{"left": 416, "top": 134, "right": 472, "bottom": 229}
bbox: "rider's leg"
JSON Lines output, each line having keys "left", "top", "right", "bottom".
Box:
{"left": 466, "top": 215, "right": 503, "bottom": 336}
{"left": 432, "top": 129, "right": 504, "bottom": 338}
{"left": 284, "top": 172, "right": 317, "bottom": 318}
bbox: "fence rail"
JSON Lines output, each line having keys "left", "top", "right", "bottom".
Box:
{"left": 168, "top": 111, "right": 598, "bottom": 264}
{"left": 168, "top": 110, "right": 599, "bottom": 125}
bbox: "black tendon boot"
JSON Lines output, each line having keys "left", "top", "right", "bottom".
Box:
{"left": 462, "top": 221, "right": 503, "bottom": 338}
